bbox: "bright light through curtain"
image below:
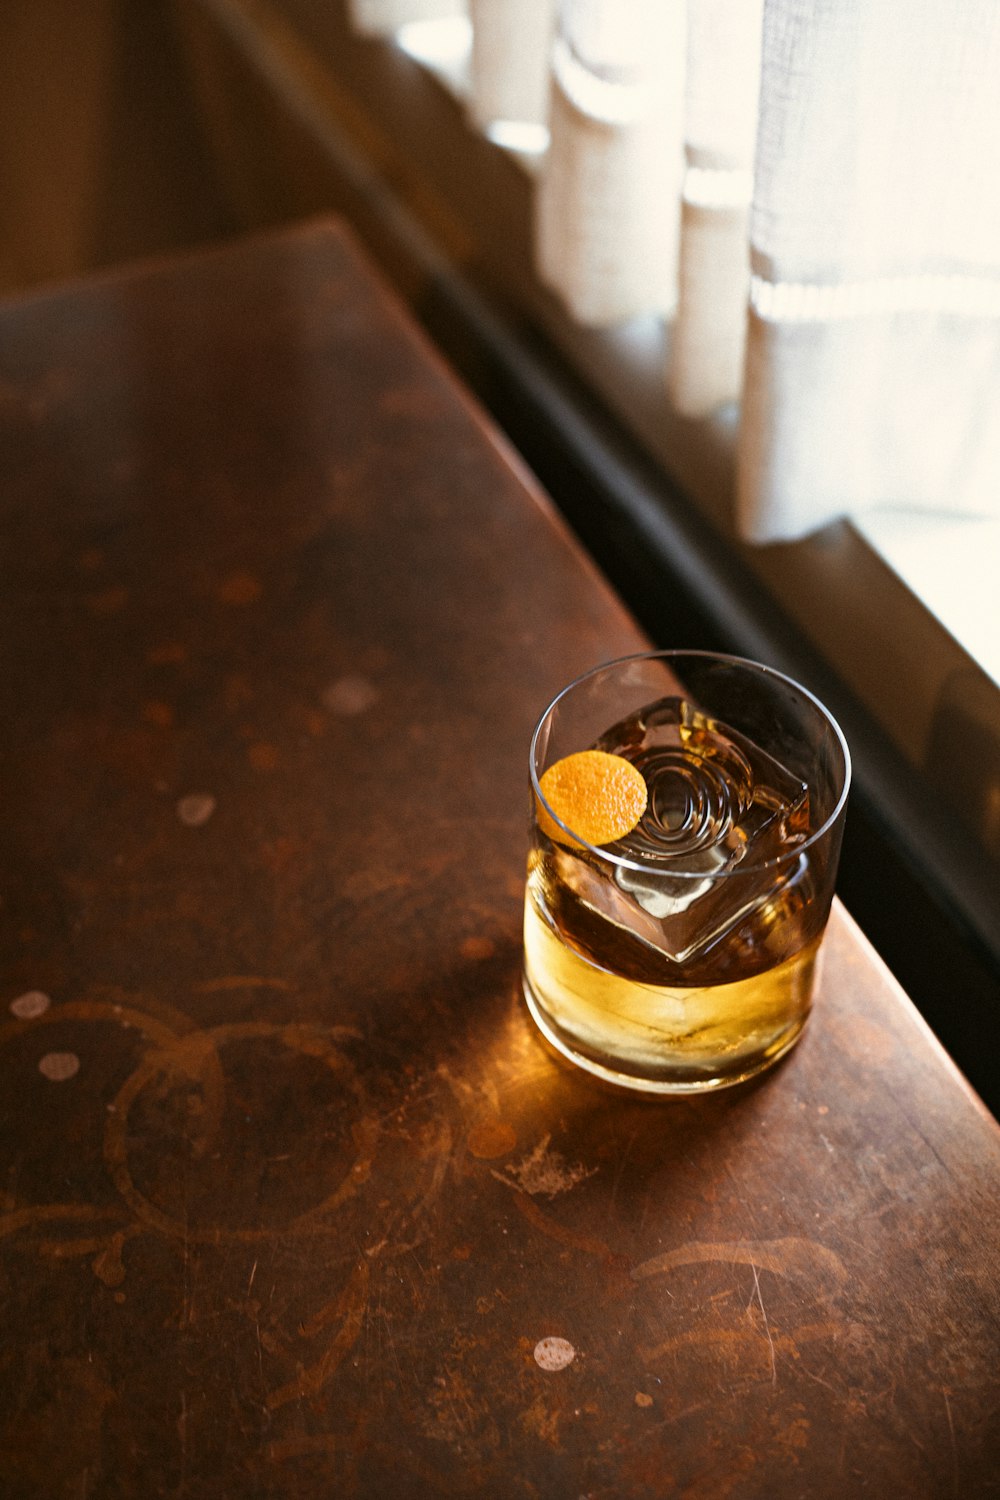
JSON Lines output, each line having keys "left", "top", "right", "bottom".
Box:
{"left": 738, "top": 0, "right": 1000, "bottom": 540}
{"left": 351, "top": 0, "right": 1000, "bottom": 543}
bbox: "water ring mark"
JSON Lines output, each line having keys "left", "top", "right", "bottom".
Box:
{"left": 103, "top": 1021, "right": 377, "bottom": 1243}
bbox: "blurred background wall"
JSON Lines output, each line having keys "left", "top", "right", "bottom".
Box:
{"left": 0, "top": 0, "right": 233, "bottom": 296}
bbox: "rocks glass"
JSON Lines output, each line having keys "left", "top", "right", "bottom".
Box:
{"left": 523, "top": 652, "right": 851, "bottom": 1092}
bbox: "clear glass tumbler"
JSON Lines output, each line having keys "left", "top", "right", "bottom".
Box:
{"left": 522, "top": 651, "right": 851, "bottom": 1092}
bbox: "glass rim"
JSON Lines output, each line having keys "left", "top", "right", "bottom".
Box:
{"left": 529, "top": 649, "right": 852, "bottom": 878}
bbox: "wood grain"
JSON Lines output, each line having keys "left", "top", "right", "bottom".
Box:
{"left": 0, "top": 219, "right": 997, "bottom": 1498}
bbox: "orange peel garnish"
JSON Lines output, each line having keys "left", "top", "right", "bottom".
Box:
{"left": 536, "top": 750, "right": 647, "bottom": 849}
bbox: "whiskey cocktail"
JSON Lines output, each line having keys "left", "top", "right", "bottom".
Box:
{"left": 523, "top": 652, "right": 850, "bottom": 1092}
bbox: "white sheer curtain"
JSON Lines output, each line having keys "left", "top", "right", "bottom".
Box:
{"left": 738, "top": 0, "right": 1000, "bottom": 540}
{"left": 348, "top": 0, "right": 466, "bottom": 36}
{"left": 350, "top": 0, "right": 1000, "bottom": 543}
{"left": 467, "top": 0, "right": 555, "bottom": 135}
{"left": 668, "top": 0, "right": 761, "bottom": 418}
{"left": 534, "top": 0, "right": 684, "bottom": 326}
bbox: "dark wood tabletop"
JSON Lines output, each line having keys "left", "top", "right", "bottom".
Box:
{"left": 2, "top": 218, "right": 998, "bottom": 1499}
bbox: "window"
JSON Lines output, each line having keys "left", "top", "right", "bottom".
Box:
{"left": 176, "top": 0, "right": 1000, "bottom": 1108}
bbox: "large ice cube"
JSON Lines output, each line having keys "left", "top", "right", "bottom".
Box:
{"left": 591, "top": 696, "right": 811, "bottom": 963}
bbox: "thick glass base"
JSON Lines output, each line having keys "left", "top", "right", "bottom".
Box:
{"left": 522, "top": 970, "right": 809, "bottom": 1094}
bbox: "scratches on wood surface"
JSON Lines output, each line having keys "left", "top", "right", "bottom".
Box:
{"left": 633, "top": 1237, "right": 848, "bottom": 1287}
{"left": 266, "top": 1258, "right": 370, "bottom": 1411}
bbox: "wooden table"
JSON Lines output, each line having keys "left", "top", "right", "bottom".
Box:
{"left": 2, "top": 219, "right": 998, "bottom": 1499}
